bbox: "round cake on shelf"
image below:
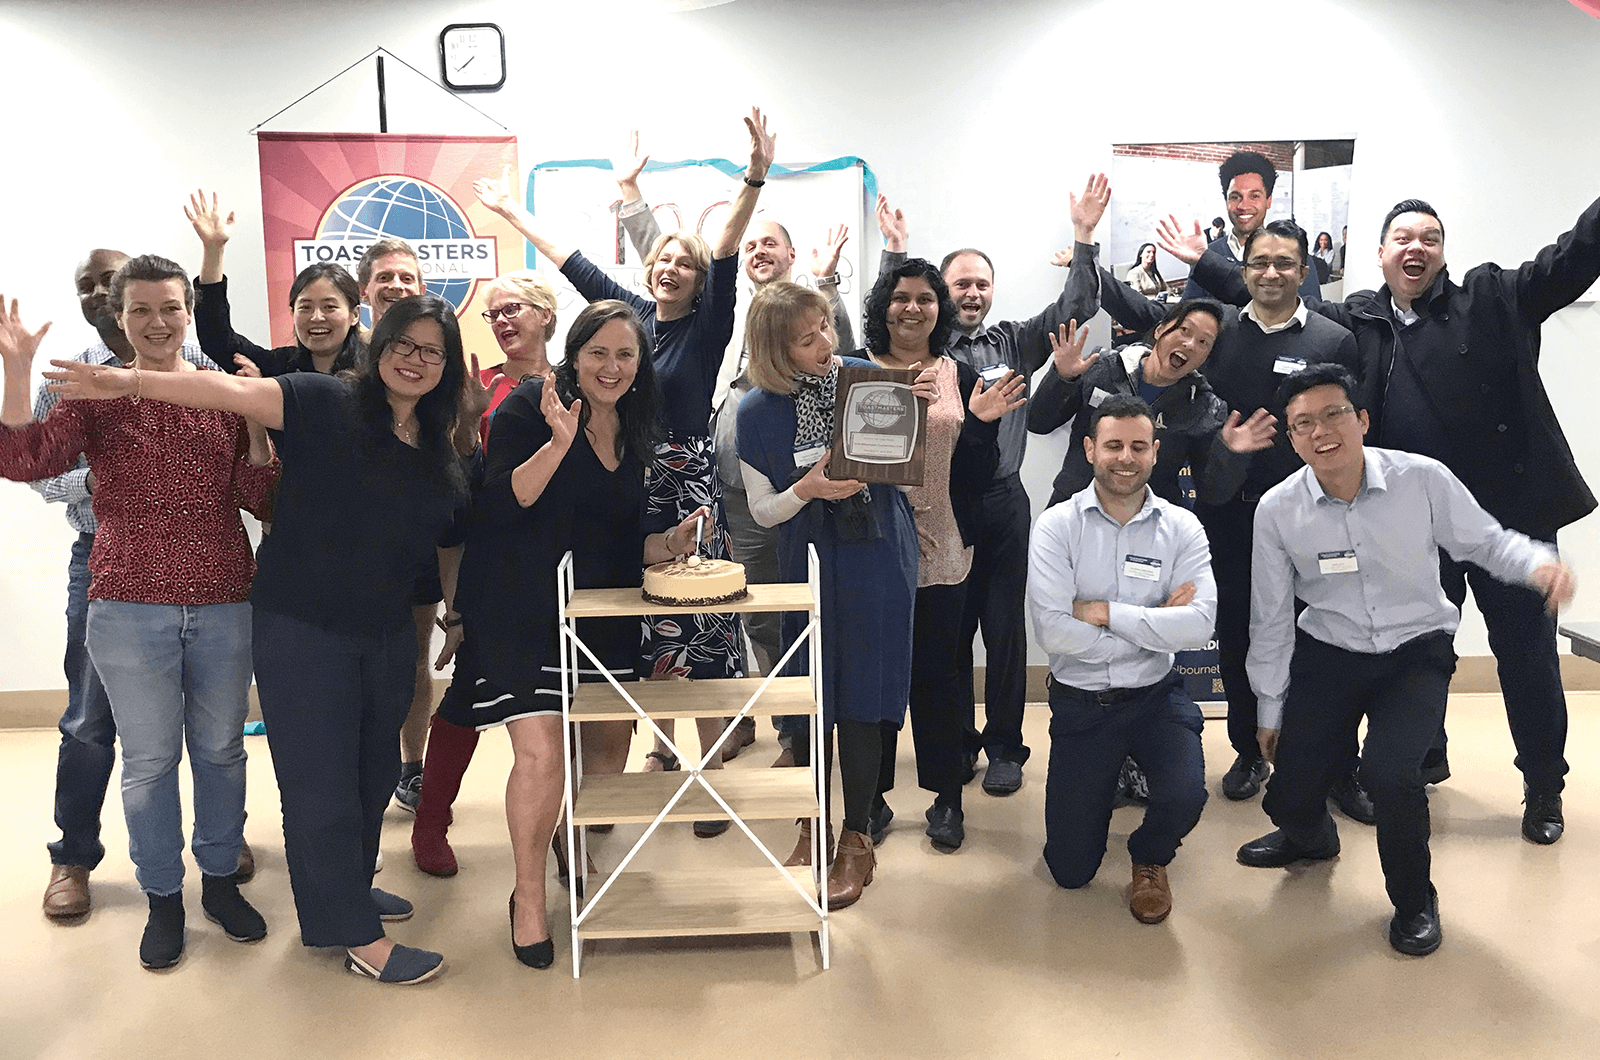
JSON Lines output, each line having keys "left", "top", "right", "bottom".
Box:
{"left": 642, "top": 556, "right": 749, "bottom": 607}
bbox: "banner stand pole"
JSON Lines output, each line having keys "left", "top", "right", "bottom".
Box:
{"left": 376, "top": 55, "right": 389, "bottom": 133}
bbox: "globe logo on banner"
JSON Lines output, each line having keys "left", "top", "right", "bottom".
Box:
{"left": 293, "top": 175, "right": 498, "bottom": 323}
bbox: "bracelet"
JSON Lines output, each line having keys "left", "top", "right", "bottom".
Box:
{"left": 743, "top": 176, "right": 765, "bottom": 188}
{"left": 664, "top": 527, "right": 678, "bottom": 553}
{"left": 814, "top": 273, "right": 839, "bottom": 287}
{"left": 131, "top": 366, "right": 142, "bottom": 405}
{"left": 435, "top": 613, "right": 463, "bottom": 632}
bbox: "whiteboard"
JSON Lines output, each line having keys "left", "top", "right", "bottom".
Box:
{"left": 523, "top": 161, "right": 867, "bottom": 359}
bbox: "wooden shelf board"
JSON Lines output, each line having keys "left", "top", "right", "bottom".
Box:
{"left": 573, "top": 768, "right": 819, "bottom": 824}
{"left": 565, "top": 582, "right": 815, "bottom": 618}
{"left": 577, "top": 867, "right": 821, "bottom": 939}
{"left": 568, "top": 676, "right": 817, "bottom": 721}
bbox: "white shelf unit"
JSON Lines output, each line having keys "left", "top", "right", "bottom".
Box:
{"left": 557, "top": 545, "right": 827, "bottom": 977}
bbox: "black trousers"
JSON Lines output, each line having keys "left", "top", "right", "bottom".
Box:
{"left": 1439, "top": 544, "right": 1568, "bottom": 794}
{"left": 1043, "top": 672, "right": 1207, "bottom": 887}
{"left": 908, "top": 581, "right": 971, "bottom": 798}
{"left": 1195, "top": 497, "right": 1259, "bottom": 756}
{"left": 958, "top": 475, "right": 1032, "bottom": 765}
{"left": 1263, "top": 631, "right": 1455, "bottom": 917}
{"left": 253, "top": 608, "right": 415, "bottom": 948}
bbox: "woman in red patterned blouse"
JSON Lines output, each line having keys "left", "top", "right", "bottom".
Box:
{"left": 0, "top": 256, "right": 279, "bottom": 971}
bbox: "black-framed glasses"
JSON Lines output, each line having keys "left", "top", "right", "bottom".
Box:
{"left": 1287, "top": 404, "right": 1355, "bottom": 436}
{"left": 387, "top": 336, "right": 446, "bottom": 365}
{"left": 1244, "top": 257, "right": 1304, "bottom": 274}
{"left": 482, "top": 302, "right": 528, "bottom": 323}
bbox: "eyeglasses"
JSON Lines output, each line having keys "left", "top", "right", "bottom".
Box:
{"left": 386, "top": 336, "right": 446, "bottom": 365}
{"left": 482, "top": 302, "right": 528, "bottom": 323}
{"left": 1244, "top": 258, "right": 1304, "bottom": 275}
{"left": 1286, "top": 404, "right": 1356, "bottom": 436}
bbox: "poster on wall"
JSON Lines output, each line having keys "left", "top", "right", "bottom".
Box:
{"left": 522, "top": 159, "right": 869, "bottom": 355}
{"left": 256, "top": 132, "right": 522, "bottom": 359}
{"left": 1106, "top": 139, "right": 1356, "bottom": 301}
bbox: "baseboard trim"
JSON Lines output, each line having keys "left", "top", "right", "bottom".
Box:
{"left": 4, "top": 660, "right": 1599, "bottom": 731}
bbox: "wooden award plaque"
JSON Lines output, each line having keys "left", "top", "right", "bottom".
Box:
{"left": 826, "top": 365, "right": 927, "bottom": 486}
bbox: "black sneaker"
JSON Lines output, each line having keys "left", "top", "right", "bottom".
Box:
{"left": 202, "top": 873, "right": 267, "bottom": 942}
{"left": 140, "top": 891, "right": 185, "bottom": 970}
{"left": 1222, "top": 750, "right": 1270, "bottom": 801}
{"left": 1328, "top": 771, "right": 1376, "bottom": 825}
{"left": 394, "top": 764, "right": 423, "bottom": 813}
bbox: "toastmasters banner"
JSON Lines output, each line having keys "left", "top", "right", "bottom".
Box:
{"left": 257, "top": 132, "right": 520, "bottom": 358}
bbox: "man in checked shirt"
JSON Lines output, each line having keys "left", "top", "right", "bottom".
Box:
{"left": 1237, "top": 363, "right": 1575, "bottom": 956}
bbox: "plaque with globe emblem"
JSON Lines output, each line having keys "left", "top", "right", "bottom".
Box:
{"left": 827, "top": 366, "right": 926, "bottom": 485}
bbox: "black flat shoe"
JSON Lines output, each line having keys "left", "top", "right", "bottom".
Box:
{"left": 1522, "top": 791, "right": 1564, "bottom": 845}
{"left": 924, "top": 802, "right": 965, "bottom": 852}
{"left": 1329, "top": 771, "right": 1376, "bottom": 825}
{"left": 509, "top": 895, "right": 554, "bottom": 969}
{"left": 1389, "top": 887, "right": 1442, "bottom": 956}
{"left": 1237, "top": 828, "right": 1339, "bottom": 868}
{"left": 1222, "top": 750, "right": 1270, "bottom": 801}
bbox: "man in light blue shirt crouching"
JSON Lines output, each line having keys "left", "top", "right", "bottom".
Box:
{"left": 1028, "top": 394, "right": 1216, "bottom": 924}
{"left": 1237, "top": 363, "right": 1576, "bottom": 957}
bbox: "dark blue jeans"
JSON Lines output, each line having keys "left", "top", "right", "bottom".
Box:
{"left": 1043, "top": 671, "right": 1207, "bottom": 888}
{"left": 48, "top": 533, "right": 116, "bottom": 869}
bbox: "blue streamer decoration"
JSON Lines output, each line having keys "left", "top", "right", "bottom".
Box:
{"left": 521, "top": 156, "right": 878, "bottom": 270}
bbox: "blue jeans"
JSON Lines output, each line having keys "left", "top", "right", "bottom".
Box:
{"left": 1043, "top": 671, "right": 1208, "bottom": 888}
{"left": 49, "top": 533, "right": 117, "bottom": 868}
{"left": 85, "top": 600, "right": 253, "bottom": 896}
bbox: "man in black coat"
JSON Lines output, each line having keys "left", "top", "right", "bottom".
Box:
{"left": 1180, "top": 195, "right": 1600, "bottom": 844}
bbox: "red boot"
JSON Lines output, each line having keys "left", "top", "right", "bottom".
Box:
{"left": 411, "top": 714, "right": 479, "bottom": 877}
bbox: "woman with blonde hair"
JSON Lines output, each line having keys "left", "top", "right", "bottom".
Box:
{"left": 736, "top": 281, "right": 924, "bottom": 909}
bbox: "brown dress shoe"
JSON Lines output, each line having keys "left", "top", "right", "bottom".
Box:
{"left": 43, "top": 865, "right": 91, "bottom": 920}
{"left": 825, "top": 828, "right": 875, "bottom": 909}
{"left": 771, "top": 746, "right": 797, "bottom": 769}
{"left": 783, "top": 818, "right": 836, "bottom": 867}
{"left": 1128, "top": 863, "right": 1172, "bottom": 924}
{"left": 721, "top": 716, "right": 757, "bottom": 761}
{"left": 234, "top": 840, "right": 256, "bottom": 884}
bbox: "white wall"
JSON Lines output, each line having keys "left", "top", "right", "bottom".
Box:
{"left": 4, "top": 0, "right": 1600, "bottom": 690}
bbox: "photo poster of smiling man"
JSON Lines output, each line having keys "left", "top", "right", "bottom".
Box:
{"left": 523, "top": 157, "right": 870, "bottom": 357}
{"left": 1103, "top": 139, "right": 1355, "bottom": 705}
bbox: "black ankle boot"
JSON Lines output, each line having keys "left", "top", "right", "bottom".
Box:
{"left": 202, "top": 873, "right": 267, "bottom": 942}
{"left": 141, "top": 891, "right": 186, "bottom": 969}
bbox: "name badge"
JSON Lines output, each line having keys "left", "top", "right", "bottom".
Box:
{"left": 793, "top": 443, "right": 826, "bottom": 468}
{"left": 979, "top": 362, "right": 1009, "bottom": 384}
{"left": 1274, "top": 356, "right": 1308, "bottom": 375}
{"left": 1318, "top": 549, "right": 1358, "bottom": 574}
{"left": 1123, "top": 554, "right": 1162, "bottom": 581}
{"left": 1088, "top": 387, "right": 1113, "bottom": 408}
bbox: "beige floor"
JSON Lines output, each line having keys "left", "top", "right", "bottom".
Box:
{"left": 3, "top": 694, "right": 1598, "bottom": 1060}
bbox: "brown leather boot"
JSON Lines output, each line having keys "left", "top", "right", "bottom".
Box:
{"left": 783, "top": 818, "right": 835, "bottom": 867}
{"left": 826, "top": 828, "right": 874, "bottom": 909}
{"left": 1129, "top": 863, "right": 1172, "bottom": 924}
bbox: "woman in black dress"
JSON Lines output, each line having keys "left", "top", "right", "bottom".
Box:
{"left": 446, "top": 300, "right": 710, "bottom": 967}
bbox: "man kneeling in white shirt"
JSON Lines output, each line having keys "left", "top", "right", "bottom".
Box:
{"left": 1238, "top": 363, "right": 1576, "bottom": 956}
{"left": 1028, "top": 394, "right": 1216, "bottom": 924}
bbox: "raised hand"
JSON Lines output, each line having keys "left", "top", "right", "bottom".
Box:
{"left": 1069, "top": 172, "right": 1110, "bottom": 242}
{"left": 232, "top": 354, "right": 262, "bottom": 379}
{"left": 968, "top": 368, "right": 1027, "bottom": 422}
{"left": 459, "top": 352, "right": 492, "bottom": 423}
{"left": 540, "top": 376, "right": 581, "bottom": 451}
{"left": 0, "top": 296, "right": 52, "bottom": 369}
{"left": 1220, "top": 408, "right": 1277, "bottom": 453}
{"left": 184, "top": 189, "right": 235, "bottom": 248}
{"left": 612, "top": 129, "right": 649, "bottom": 194}
{"left": 875, "top": 194, "right": 908, "bottom": 253}
{"left": 811, "top": 225, "right": 850, "bottom": 281}
{"left": 744, "top": 106, "right": 776, "bottom": 183}
{"left": 1160, "top": 581, "right": 1197, "bottom": 608}
{"left": 473, "top": 164, "right": 518, "bottom": 216}
{"left": 1156, "top": 215, "right": 1208, "bottom": 265}
{"left": 1530, "top": 560, "right": 1578, "bottom": 615}
{"left": 794, "top": 449, "right": 866, "bottom": 503}
{"left": 1048, "top": 320, "right": 1098, "bottom": 380}
{"left": 44, "top": 357, "right": 134, "bottom": 401}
